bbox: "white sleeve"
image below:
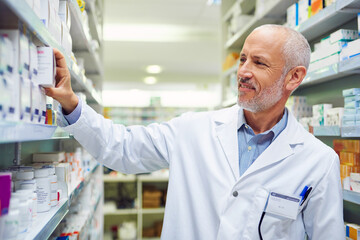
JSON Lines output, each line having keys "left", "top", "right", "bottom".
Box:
{"left": 303, "top": 153, "right": 345, "bottom": 240}
{"left": 58, "top": 103, "right": 178, "bottom": 174}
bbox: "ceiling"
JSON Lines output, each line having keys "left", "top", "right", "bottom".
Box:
{"left": 102, "top": 0, "right": 222, "bottom": 89}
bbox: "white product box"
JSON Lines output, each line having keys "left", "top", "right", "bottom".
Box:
{"left": 49, "top": 8, "right": 62, "bottom": 44}
{"left": 40, "top": 91, "right": 47, "bottom": 124}
{"left": 340, "top": 39, "right": 360, "bottom": 61}
{"left": 312, "top": 103, "right": 333, "bottom": 117}
{"left": 0, "top": 30, "right": 26, "bottom": 122}
{"left": 330, "top": 29, "right": 358, "bottom": 44}
{"left": 40, "top": 0, "right": 51, "bottom": 28}
{"left": 298, "top": 0, "right": 310, "bottom": 25}
{"left": 19, "top": 34, "right": 30, "bottom": 78}
{"left": 20, "top": 77, "right": 32, "bottom": 122}
{"left": 33, "top": 152, "right": 65, "bottom": 163}
{"left": 324, "top": 107, "right": 344, "bottom": 126}
{"left": 286, "top": 3, "right": 298, "bottom": 28}
{"left": 61, "top": 22, "right": 72, "bottom": 57}
{"left": 59, "top": 0, "right": 71, "bottom": 29}
{"left": 51, "top": 0, "right": 60, "bottom": 14}
{"left": 0, "top": 75, "right": 12, "bottom": 119}
{"left": 31, "top": 82, "right": 40, "bottom": 123}
{"left": 312, "top": 116, "right": 324, "bottom": 126}
{"left": 0, "top": 35, "right": 14, "bottom": 76}
{"left": 37, "top": 46, "right": 56, "bottom": 87}
{"left": 29, "top": 42, "right": 38, "bottom": 81}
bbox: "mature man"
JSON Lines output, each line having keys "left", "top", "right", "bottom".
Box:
{"left": 46, "top": 24, "right": 344, "bottom": 239}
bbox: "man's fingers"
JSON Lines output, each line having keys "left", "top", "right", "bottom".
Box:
{"left": 53, "top": 48, "right": 67, "bottom": 68}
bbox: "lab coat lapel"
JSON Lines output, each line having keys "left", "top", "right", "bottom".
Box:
{"left": 214, "top": 106, "right": 240, "bottom": 181}
{"left": 240, "top": 111, "right": 304, "bottom": 179}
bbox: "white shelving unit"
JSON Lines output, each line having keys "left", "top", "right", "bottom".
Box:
{"left": 103, "top": 174, "right": 169, "bottom": 239}
{"left": 0, "top": 0, "right": 104, "bottom": 238}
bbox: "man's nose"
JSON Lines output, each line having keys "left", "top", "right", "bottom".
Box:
{"left": 237, "top": 61, "right": 253, "bottom": 79}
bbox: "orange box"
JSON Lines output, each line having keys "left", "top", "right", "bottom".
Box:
{"left": 340, "top": 152, "right": 360, "bottom": 166}
{"left": 311, "top": 0, "right": 323, "bottom": 16}
{"left": 334, "top": 139, "right": 360, "bottom": 153}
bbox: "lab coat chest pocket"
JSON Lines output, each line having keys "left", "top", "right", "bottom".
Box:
{"left": 241, "top": 188, "right": 302, "bottom": 240}
{"left": 241, "top": 187, "right": 269, "bottom": 240}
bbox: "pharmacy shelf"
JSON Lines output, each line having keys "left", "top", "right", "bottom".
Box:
{"left": 299, "top": 55, "right": 360, "bottom": 89}
{"left": 141, "top": 208, "right": 165, "bottom": 214}
{"left": 25, "top": 198, "right": 69, "bottom": 240}
{"left": 222, "top": 63, "right": 239, "bottom": 78}
{"left": 85, "top": 1, "right": 102, "bottom": 45}
{"left": 68, "top": 0, "right": 103, "bottom": 76}
{"left": 103, "top": 174, "right": 136, "bottom": 182}
{"left": 0, "top": 121, "right": 57, "bottom": 143}
{"left": 300, "top": 63, "right": 341, "bottom": 87}
{"left": 68, "top": 163, "right": 100, "bottom": 201}
{"left": 104, "top": 208, "right": 138, "bottom": 216}
{"left": 297, "top": 1, "right": 360, "bottom": 42}
{"left": 343, "top": 190, "right": 360, "bottom": 205}
{"left": 0, "top": 0, "right": 102, "bottom": 106}
{"left": 138, "top": 175, "right": 169, "bottom": 182}
{"left": 313, "top": 126, "right": 341, "bottom": 136}
{"left": 225, "top": 0, "right": 292, "bottom": 49}
{"left": 25, "top": 164, "right": 100, "bottom": 239}
{"left": 341, "top": 126, "right": 360, "bottom": 137}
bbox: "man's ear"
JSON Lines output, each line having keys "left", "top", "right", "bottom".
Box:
{"left": 285, "top": 66, "right": 307, "bottom": 92}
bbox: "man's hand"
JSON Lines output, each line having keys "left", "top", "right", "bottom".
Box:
{"left": 44, "top": 48, "right": 78, "bottom": 114}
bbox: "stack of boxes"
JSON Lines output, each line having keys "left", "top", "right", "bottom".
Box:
{"left": 142, "top": 186, "right": 163, "bottom": 209}
{"left": 333, "top": 139, "right": 360, "bottom": 183}
{"left": 342, "top": 88, "right": 360, "bottom": 127}
{"left": 286, "top": 96, "right": 312, "bottom": 119}
{"left": 309, "top": 29, "right": 358, "bottom": 73}
{"left": 345, "top": 223, "right": 360, "bottom": 239}
{"left": 0, "top": 0, "right": 74, "bottom": 125}
{"left": 286, "top": 0, "right": 337, "bottom": 28}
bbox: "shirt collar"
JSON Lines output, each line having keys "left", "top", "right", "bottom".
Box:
{"left": 238, "top": 108, "right": 288, "bottom": 140}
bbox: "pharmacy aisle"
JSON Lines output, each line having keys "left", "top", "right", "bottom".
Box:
{"left": 0, "top": 0, "right": 104, "bottom": 239}
{"left": 221, "top": 0, "right": 360, "bottom": 238}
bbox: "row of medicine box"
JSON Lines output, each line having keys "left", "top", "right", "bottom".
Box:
{"left": 24, "top": 0, "right": 72, "bottom": 57}
{"left": 0, "top": 30, "right": 56, "bottom": 123}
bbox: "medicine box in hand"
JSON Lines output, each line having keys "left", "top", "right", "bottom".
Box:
{"left": 37, "top": 46, "right": 56, "bottom": 87}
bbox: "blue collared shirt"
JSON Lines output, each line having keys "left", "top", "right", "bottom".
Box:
{"left": 238, "top": 109, "right": 288, "bottom": 176}
{"left": 63, "top": 96, "right": 82, "bottom": 125}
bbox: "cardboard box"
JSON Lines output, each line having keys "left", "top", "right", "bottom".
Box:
{"left": 33, "top": 152, "right": 66, "bottom": 163}
{"left": 37, "top": 46, "right": 56, "bottom": 87}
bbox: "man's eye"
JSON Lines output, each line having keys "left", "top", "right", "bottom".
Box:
{"left": 240, "top": 58, "right": 246, "bottom": 63}
{"left": 256, "top": 61, "right": 266, "bottom": 66}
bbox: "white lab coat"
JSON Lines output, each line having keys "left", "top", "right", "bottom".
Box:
{"left": 58, "top": 103, "right": 345, "bottom": 240}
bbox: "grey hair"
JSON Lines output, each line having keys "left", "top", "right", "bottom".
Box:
{"left": 253, "top": 24, "right": 311, "bottom": 75}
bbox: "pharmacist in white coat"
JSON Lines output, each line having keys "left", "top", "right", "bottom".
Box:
{"left": 46, "top": 24, "right": 345, "bottom": 239}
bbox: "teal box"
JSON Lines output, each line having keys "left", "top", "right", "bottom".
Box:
{"left": 343, "top": 88, "right": 360, "bottom": 97}
{"left": 345, "top": 101, "right": 360, "bottom": 109}
{"left": 345, "top": 108, "right": 357, "bottom": 115}
{"left": 343, "top": 114, "right": 356, "bottom": 121}
{"left": 343, "top": 119, "right": 356, "bottom": 126}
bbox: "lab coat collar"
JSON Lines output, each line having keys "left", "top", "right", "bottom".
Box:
{"left": 213, "top": 105, "right": 304, "bottom": 181}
